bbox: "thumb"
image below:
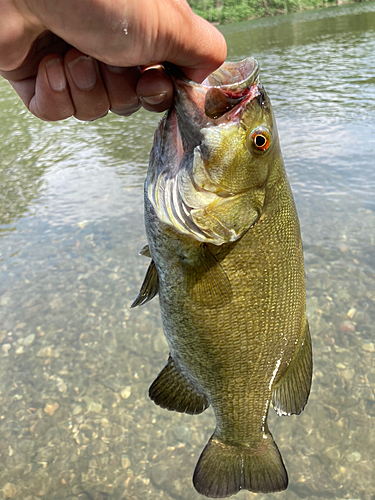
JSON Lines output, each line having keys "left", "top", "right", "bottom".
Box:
{"left": 159, "top": 7, "right": 227, "bottom": 83}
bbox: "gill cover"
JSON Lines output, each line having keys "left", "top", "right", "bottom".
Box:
{"left": 146, "top": 58, "right": 271, "bottom": 246}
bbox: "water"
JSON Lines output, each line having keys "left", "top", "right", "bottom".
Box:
{"left": 0, "top": 3, "right": 374, "bottom": 499}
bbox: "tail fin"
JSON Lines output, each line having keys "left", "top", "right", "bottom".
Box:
{"left": 193, "top": 432, "right": 288, "bottom": 498}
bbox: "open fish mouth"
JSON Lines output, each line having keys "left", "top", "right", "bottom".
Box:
{"left": 147, "top": 58, "right": 263, "bottom": 245}
{"left": 166, "top": 57, "right": 260, "bottom": 122}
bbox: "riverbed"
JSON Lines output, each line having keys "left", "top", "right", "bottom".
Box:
{"left": 0, "top": 2, "right": 374, "bottom": 499}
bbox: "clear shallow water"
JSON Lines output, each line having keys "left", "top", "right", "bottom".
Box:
{"left": 0, "top": 3, "right": 375, "bottom": 499}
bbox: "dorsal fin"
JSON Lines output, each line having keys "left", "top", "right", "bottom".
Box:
{"left": 139, "top": 244, "right": 151, "bottom": 258}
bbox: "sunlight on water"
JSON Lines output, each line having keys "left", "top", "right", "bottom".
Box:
{"left": 0, "top": 3, "right": 374, "bottom": 499}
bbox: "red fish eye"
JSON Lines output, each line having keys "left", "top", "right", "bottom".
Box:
{"left": 247, "top": 127, "right": 271, "bottom": 155}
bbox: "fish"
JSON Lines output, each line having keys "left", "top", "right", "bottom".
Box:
{"left": 131, "top": 57, "right": 312, "bottom": 498}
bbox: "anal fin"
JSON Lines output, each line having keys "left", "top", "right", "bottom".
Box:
{"left": 131, "top": 260, "right": 159, "bottom": 308}
{"left": 272, "top": 320, "right": 313, "bottom": 416}
{"left": 149, "top": 355, "right": 209, "bottom": 415}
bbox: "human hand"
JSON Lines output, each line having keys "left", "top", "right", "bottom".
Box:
{"left": 0, "top": 0, "right": 226, "bottom": 121}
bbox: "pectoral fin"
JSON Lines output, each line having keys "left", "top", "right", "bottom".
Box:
{"left": 272, "top": 320, "right": 313, "bottom": 416}
{"left": 149, "top": 355, "right": 210, "bottom": 415}
{"left": 183, "top": 245, "right": 232, "bottom": 308}
{"left": 130, "top": 260, "right": 159, "bottom": 308}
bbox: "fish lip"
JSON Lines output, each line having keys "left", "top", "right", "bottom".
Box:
{"left": 165, "top": 57, "right": 259, "bottom": 91}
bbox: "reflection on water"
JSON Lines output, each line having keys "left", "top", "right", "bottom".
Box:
{"left": 0, "top": 2, "right": 374, "bottom": 499}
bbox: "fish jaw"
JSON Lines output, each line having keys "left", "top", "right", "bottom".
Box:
{"left": 146, "top": 58, "right": 270, "bottom": 246}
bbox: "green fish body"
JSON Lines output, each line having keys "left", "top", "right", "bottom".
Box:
{"left": 132, "top": 58, "right": 312, "bottom": 498}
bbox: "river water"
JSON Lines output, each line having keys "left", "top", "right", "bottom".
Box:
{"left": 0, "top": 2, "right": 374, "bottom": 499}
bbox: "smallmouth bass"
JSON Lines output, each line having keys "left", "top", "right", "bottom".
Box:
{"left": 132, "top": 58, "right": 312, "bottom": 498}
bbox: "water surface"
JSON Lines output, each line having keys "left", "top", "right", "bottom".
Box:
{"left": 0, "top": 3, "right": 374, "bottom": 499}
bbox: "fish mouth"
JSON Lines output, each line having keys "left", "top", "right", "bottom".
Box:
{"left": 166, "top": 57, "right": 260, "bottom": 122}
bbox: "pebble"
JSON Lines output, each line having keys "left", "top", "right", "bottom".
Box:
{"left": 44, "top": 403, "right": 59, "bottom": 416}
{"left": 341, "top": 369, "right": 355, "bottom": 381}
{"left": 120, "top": 386, "right": 132, "bottom": 399}
{"left": 36, "top": 346, "right": 59, "bottom": 358}
{"left": 73, "top": 405, "right": 83, "bottom": 415}
{"left": 150, "top": 464, "right": 170, "bottom": 487}
{"left": 346, "top": 308, "right": 356, "bottom": 319}
{"left": 96, "top": 441, "right": 109, "bottom": 454}
{"left": 347, "top": 452, "right": 361, "bottom": 463}
{"left": 87, "top": 401, "right": 102, "bottom": 413}
{"left": 339, "top": 320, "right": 355, "bottom": 333}
{"left": 18, "top": 439, "right": 35, "bottom": 453}
{"left": 121, "top": 454, "right": 131, "bottom": 469}
{"left": 362, "top": 342, "right": 375, "bottom": 353}
{"left": 153, "top": 331, "right": 167, "bottom": 353}
{"left": 0, "top": 295, "right": 11, "bottom": 306}
{"left": 23, "top": 333, "right": 36, "bottom": 346}
{"left": 1, "top": 344, "right": 11, "bottom": 355}
{"left": 77, "top": 220, "right": 90, "bottom": 229}
{"left": 173, "top": 425, "right": 192, "bottom": 443}
{"left": 0, "top": 330, "right": 6, "bottom": 343}
{"left": 57, "top": 380, "right": 67, "bottom": 393}
{"left": 2, "top": 483, "right": 17, "bottom": 498}
{"left": 324, "top": 447, "right": 341, "bottom": 461}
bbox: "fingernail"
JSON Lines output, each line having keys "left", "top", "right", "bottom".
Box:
{"left": 45, "top": 59, "right": 66, "bottom": 92}
{"left": 68, "top": 56, "right": 97, "bottom": 91}
{"left": 140, "top": 93, "right": 168, "bottom": 106}
{"left": 111, "top": 102, "right": 141, "bottom": 116}
{"left": 105, "top": 64, "right": 126, "bottom": 74}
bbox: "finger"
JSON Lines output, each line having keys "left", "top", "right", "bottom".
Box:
{"left": 9, "top": 54, "right": 75, "bottom": 121}
{"left": 136, "top": 68, "right": 173, "bottom": 113}
{"left": 64, "top": 48, "right": 110, "bottom": 121}
{"left": 100, "top": 63, "right": 142, "bottom": 116}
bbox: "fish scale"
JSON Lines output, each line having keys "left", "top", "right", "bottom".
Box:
{"left": 132, "top": 57, "right": 312, "bottom": 498}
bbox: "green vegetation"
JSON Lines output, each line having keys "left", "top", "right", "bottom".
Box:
{"left": 187, "top": 0, "right": 364, "bottom": 23}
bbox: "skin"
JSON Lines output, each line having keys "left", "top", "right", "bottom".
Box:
{"left": 0, "top": 0, "right": 226, "bottom": 121}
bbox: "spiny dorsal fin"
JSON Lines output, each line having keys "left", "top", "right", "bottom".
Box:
{"left": 130, "top": 260, "right": 159, "bottom": 308}
{"left": 139, "top": 244, "right": 151, "bottom": 258}
{"left": 193, "top": 431, "right": 288, "bottom": 497}
{"left": 183, "top": 245, "right": 232, "bottom": 308}
{"left": 149, "top": 355, "right": 209, "bottom": 415}
{"left": 272, "top": 320, "right": 313, "bottom": 416}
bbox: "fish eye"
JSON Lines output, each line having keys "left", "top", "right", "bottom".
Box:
{"left": 246, "top": 127, "right": 271, "bottom": 155}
